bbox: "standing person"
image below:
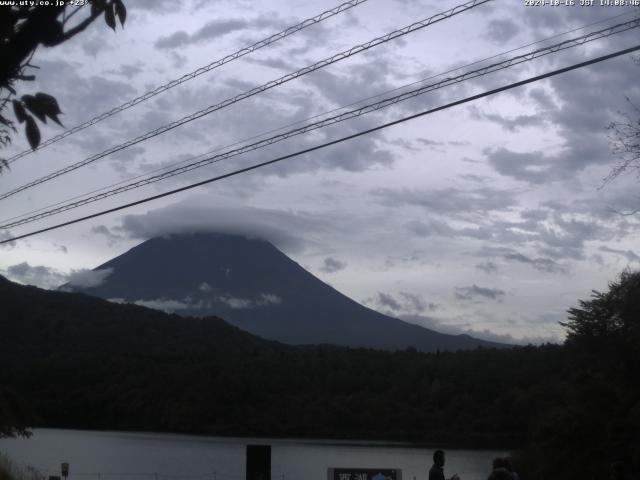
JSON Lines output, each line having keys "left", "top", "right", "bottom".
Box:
{"left": 429, "top": 450, "right": 460, "bottom": 480}
{"left": 487, "top": 469, "right": 512, "bottom": 480}
{"left": 492, "top": 458, "right": 518, "bottom": 480}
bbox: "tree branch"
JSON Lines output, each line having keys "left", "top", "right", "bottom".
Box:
{"left": 53, "top": 2, "right": 111, "bottom": 45}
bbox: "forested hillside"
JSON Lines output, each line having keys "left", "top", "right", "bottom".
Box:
{"left": 1, "top": 272, "right": 638, "bottom": 478}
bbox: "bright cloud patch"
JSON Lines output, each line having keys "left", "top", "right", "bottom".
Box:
{"left": 133, "top": 298, "right": 190, "bottom": 313}
{"left": 217, "top": 293, "right": 282, "bottom": 309}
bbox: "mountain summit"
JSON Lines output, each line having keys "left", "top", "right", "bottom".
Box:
{"left": 72, "top": 232, "right": 505, "bottom": 351}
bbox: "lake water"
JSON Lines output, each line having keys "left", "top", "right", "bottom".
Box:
{"left": 0, "top": 429, "right": 507, "bottom": 480}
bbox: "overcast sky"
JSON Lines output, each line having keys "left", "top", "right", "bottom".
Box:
{"left": 2, "top": 0, "right": 640, "bottom": 344}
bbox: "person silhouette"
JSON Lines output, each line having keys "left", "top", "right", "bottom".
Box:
{"left": 429, "top": 450, "right": 460, "bottom": 480}
{"left": 492, "top": 457, "right": 518, "bottom": 480}
{"left": 487, "top": 468, "right": 512, "bottom": 480}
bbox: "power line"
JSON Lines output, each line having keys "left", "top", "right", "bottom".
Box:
{"left": 2, "top": 17, "right": 637, "bottom": 230}
{"left": 5, "top": 0, "right": 370, "bottom": 165}
{"left": 2, "top": 44, "right": 638, "bottom": 246}
{"left": 0, "top": 0, "right": 492, "bottom": 202}
{"left": 3, "top": 9, "right": 635, "bottom": 228}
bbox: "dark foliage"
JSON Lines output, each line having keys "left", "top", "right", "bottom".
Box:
{"left": 514, "top": 271, "right": 640, "bottom": 479}
{"left": 2, "top": 343, "right": 568, "bottom": 446}
{"left": 0, "top": 387, "right": 33, "bottom": 439}
{"left": 0, "top": 274, "right": 560, "bottom": 447}
{"left": 0, "top": 0, "right": 126, "bottom": 164}
{"left": 606, "top": 97, "right": 640, "bottom": 191}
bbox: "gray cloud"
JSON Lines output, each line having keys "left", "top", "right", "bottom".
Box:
{"left": 503, "top": 252, "right": 569, "bottom": 274}
{"left": 416, "top": 138, "right": 445, "bottom": 148}
{"left": 4, "top": 263, "right": 111, "bottom": 290}
{"left": 365, "top": 291, "right": 437, "bottom": 315}
{"left": 321, "top": 257, "right": 347, "bottom": 273}
{"left": 455, "top": 284, "right": 506, "bottom": 302}
{"left": 485, "top": 148, "right": 554, "bottom": 184}
{"left": 520, "top": 209, "right": 549, "bottom": 221}
{"left": 502, "top": 52, "right": 638, "bottom": 183}
{"left": 155, "top": 16, "right": 280, "bottom": 50}
{"left": 486, "top": 135, "right": 613, "bottom": 185}
{"left": 5, "top": 262, "right": 66, "bottom": 289}
{"left": 475, "top": 244, "right": 574, "bottom": 273}
{"left": 0, "top": 231, "right": 16, "bottom": 249}
{"left": 128, "top": 0, "right": 180, "bottom": 12}
{"left": 538, "top": 214, "right": 616, "bottom": 260}
{"left": 81, "top": 32, "right": 113, "bottom": 57}
{"left": 372, "top": 186, "right": 519, "bottom": 214}
{"left": 383, "top": 252, "right": 426, "bottom": 270}
{"left": 91, "top": 225, "right": 125, "bottom": 246}
{"left": 134, "top": 76, "right": 394, "bottom": 179}
{"left": 375, "top": 292, "right": 402, "bottom": 312}
{"left": 599, "top": 245, "right": 640, "bottom": 263}
{"left": 244, "top": 56, "right": 295, "bottom": 71}
{"left": 412, "top": 137, "right": 470, "bottom": 153}
{"left": 476, "top": 261, "right": 499, "bottom": 274}
{"left": 459, "top": 173, "right": 486, "bottom": 183}
{"left": 305, "top": 59, "right": 400, "bottom": 109}
{"left": 399, "top": 292, "right": 434, "bottom": 313}
{"left": 469, "top": 106, "right": 546, "bottom": 132}
{"left": 486, "top": 18, "right": 519, "bottom": 44}
{"left": 470, "top": 31, "right": 640, "bottom": 186}
{"left": 109, "top": 63, "right": 145, "bottom": 78}
{"left": 154, "top": 31, "right": 191, "bottom": 50}
{"left": 30, "top": 59, "right": 138, "bottom": 133}
{"left": 405, "top": 219, "right": 456, "bottom": 238}
{"left": 191, "top": 19, "right": 248, "bottom": 42}
{"left": 529, "top": 87, "right": 556, "bottom": 111}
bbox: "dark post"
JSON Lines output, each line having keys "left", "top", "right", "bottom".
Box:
{"left": 246, "top": 444, "right": 271, "bottom": 480}
{"left": 61, "top": 463, "right": 69, "bottom": 480}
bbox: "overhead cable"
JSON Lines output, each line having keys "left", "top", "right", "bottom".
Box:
{"left": 5, "top": 0, "right": 370, "bottom": 164}
{"left": 2, "top": 44, "right": 638, "bottom": 245}
{"left": 2, "top": 17, "right": 638, "bottom": 230}
{"left": 0, "top": 0, "right": 492, "bottom": 202}
{"left": 4, "top": 7, "right": 634, "bottom": 228}
{"left": 6, "top": 9, "right": 636, "bottom": 227}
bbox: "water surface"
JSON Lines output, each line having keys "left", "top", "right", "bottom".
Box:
{"left": 0, "top": 429, "right": 507, "bottom": 480}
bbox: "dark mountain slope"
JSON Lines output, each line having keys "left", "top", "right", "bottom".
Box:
{"left": 71, "top": 232, "right": 506, "bottom": 352}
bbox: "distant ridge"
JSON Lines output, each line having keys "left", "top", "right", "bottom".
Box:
{"left": 69, "top": 232, "right": 507, "bottom": 352}
{"left": 0, "top": 273, "right": 278, "bottom": 358}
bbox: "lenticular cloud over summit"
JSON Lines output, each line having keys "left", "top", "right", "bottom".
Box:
{"left": 119, "top": 197, "right": 325, "bottom": 253}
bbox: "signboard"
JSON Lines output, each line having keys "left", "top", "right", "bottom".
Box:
{"left": 328, "top": 468, "right": 401, "bottom": 480}
{"left": 61, "top": 464, "right": 69, "bottom": 478}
